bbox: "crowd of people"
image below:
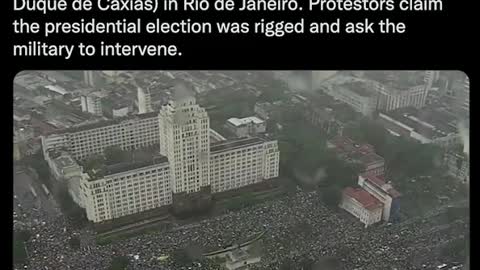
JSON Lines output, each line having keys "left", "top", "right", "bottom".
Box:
{"left": 14, "top": 188, "right": 467, "bottom": 270}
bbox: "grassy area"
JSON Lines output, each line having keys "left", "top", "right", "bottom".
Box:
{"left": 221, "top": 187, "right": 287, "bottom": 211}
{"left": 96, "top": 220, "right": 172, "bottom": 246}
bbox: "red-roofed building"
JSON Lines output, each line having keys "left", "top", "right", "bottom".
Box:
{"left": 340, "top": 187, "right": 383, "bottom": 228}
{"left": 358, "top": 173, "right": 402, "bottom": 222}
{"left": 327, "top": 136, "right": 385, "bottom": 176}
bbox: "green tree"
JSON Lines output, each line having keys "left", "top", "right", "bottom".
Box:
{"left": 321, "top": 185, "right": 342, "bottom": 209}
{"left": 55, "top": 184, "right": 87, "bottom": 228}
{"left": 108, "top": 256, "right": 129, "bottom": 270}
{"left": 13, "top": 240, "right": 27, "bottom": 265}
{"left": 22, "top": 151, "right": 51, "bottom": 187}
{"left": 15, "top": 230, "right": 32, "bottom": 243}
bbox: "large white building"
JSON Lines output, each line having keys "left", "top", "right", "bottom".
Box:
{"left": 41, "top": 112, "right": 160, "bottom": 160}
{"left": 158, "top": 95, "right": 211, "bottom": 194}
{"left": 80, "top": 154, "right": 172, "bottom": 222}
{"left": 210, "top": 137, "right": 279, "bottom": 193}
{"left": 43, "top": 91, "right": 280, "bottom": 223}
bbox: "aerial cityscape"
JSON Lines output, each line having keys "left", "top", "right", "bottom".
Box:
{"left": 13, "top": 70, "right": 469, "bottom": 270}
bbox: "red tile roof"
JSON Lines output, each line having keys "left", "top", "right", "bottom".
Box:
{"left": 343, "top": 187, "right": 383, "bottom": 211}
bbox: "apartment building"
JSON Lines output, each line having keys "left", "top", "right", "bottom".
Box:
{"left": 41, "top": 112, "right": 160, "bottom": 160}
{"left": 339, "top": 187, "right": 383, "bottom": 228}
{"left": 209, "top": 137, "right": 280, "bottom": 193}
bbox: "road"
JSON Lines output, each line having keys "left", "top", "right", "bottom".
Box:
{"left": 13, "top": 165, "right": 60, "bottom": 219}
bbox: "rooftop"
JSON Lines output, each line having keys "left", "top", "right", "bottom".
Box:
{"left": 365, "top": 71, "right": 425, "bottom": 89}
{"left": 344, "top": 187, "right": 383, "bottom": 211}
{"left": 381, "top": 107, "right": 458, "bottom": 139}
{"left": 227, "top": 116, "right": 264, "bottom": 127}
{"left": 55, "top": 156, "right": 76, "bottom": 168}
{"left": 340, "top": 81, "right": 374, "bottom": 97}
{"left": 47, "top": 111, "right": 158, "bottom": 135}
{"left": 361, "top": 173, "right": 401, "bottom": 198}
{"left": 83, "top": 146, "right": 168, "bottom": 181}
{"left": 210, "top": 137, "right": 266, "bottom": 153}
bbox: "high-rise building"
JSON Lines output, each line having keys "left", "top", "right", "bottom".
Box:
{"left": 159, "top": 90, "right": 210, "bottom": 194}
{"left": 137, "top": 86, "right": 153, "bottom": 114}
{"left": 80, "top": 91, "right": 104, "bottom": 116}
{"left": 84, "top": 71, "right": 95, "bottom": 87}
{"left": 460, "top": 76, "right": 470, "bottom": 117}
{"left": 424, "top": 70, "right": 440, "bottom": 90}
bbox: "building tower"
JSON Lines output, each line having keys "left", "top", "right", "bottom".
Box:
{"left": 80, "top": 92, "right": 104, "bottom": 116}
{"left": 137, "top": 86, "right": 153, "bottom": 114}
{"left": 158, "top": 84, "right": 210, "bottom": 194}
{"left": 424, "top": 70, "right": 439, "bottom": 90}
{"left": 84, "top": 71, "right": 96, "bottom": 87}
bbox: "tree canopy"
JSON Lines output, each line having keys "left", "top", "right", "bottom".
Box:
{"left": 108, "top": 256, "right": 130, "bottom": 270}
{"left": 13, "top": 240, "right": 27, "bottom": 264}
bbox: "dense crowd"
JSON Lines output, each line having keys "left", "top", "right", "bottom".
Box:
{"left": 14, "top": 189, "right": 467, "bottom": 270}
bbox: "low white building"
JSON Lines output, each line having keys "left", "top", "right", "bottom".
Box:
{"left": 358, "top": 174, "right": 401, "bottom": 222}
{"left": 378, "top": 108, "right": 460, "bottom": 148}
{"left": 324, "top": 81, "right": 377, "bottom": 116}
{"left": 46, "top": 151, "right": 82, "bottom": 180}
{"left": 340, "top": 187, "right": 383, "bottom": 228}
{"left": 226, "top": 117, "right": 266, "bottom": 138}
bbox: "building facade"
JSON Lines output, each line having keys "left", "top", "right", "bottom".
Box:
{"left": 81, "top": 92, "right": 104, "bottom": 116}
{"left": 137, "top": 86, "right": 153, "bottom": 114}
{"left": 325, "top": 82, "right": 377, "bottom": 116}
{"left": 340, "top": 187, "right": 383, "bottom": 228}
{"left": 444, "top": 150, "right": 470, "bottom": 183}
{"left": 209, "top": 137, "right": 280, "bottom": 193}
{"left": 158, "top": 96, "right": 211, "bottom": 194}
{"left": 80, "top": 160, "right": 172, "bottom": 223}
{"left": 358, "top": 174, "right": 401, "bottom": 222}
{"left": 41, "top": 112, "right": 160, "bottom": 160}
{"left": 375, "top": 83, "right": 428, "bottom": 112}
